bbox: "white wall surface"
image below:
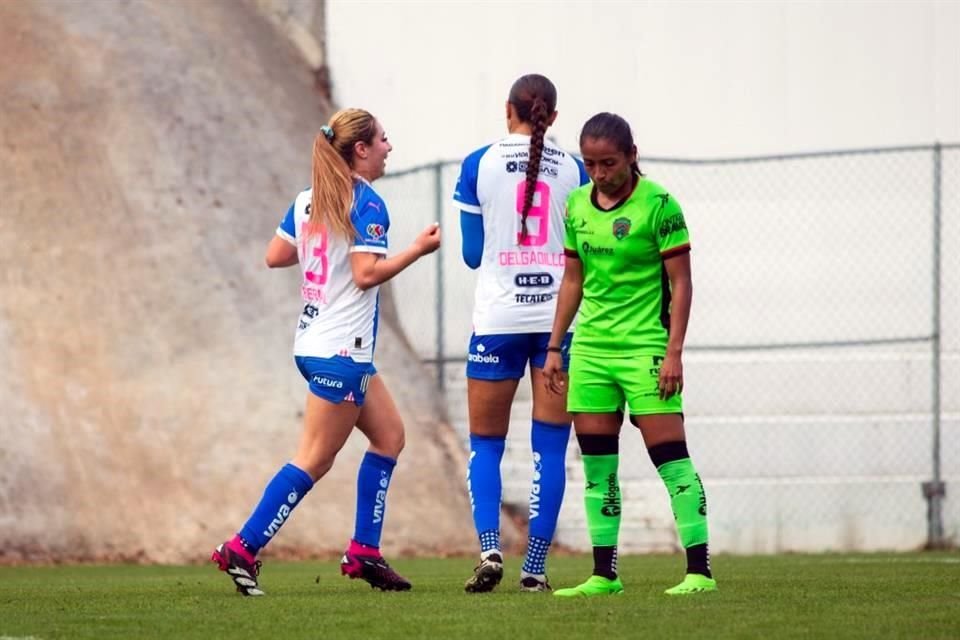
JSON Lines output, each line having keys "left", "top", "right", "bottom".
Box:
{"left": 327, "top": 0, "right": 959, "bottom": 169}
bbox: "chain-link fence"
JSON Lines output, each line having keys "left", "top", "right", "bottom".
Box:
{"left": 378, "top": 144, "right": 959, "bottom": 554}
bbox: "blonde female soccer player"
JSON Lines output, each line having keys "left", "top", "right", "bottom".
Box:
{"left": 212, "top": 109, "right": 441, "bottom": 596}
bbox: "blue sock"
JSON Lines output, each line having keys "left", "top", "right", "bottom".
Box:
{"left": 522, "top": 536, "right": 551, "bottom": 575}
{"left": 522, "top": 419, "right": 570, "bottom": 575}
{"left": 352, "top": 451, "right": 397, "bottom": 548}
{"left": 239, "top": 463, "right": 314, "bottom": 555}
{"left": 468, "top": 434, "right": 506, "bottom": 553}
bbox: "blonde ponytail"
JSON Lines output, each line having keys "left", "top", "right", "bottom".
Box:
{"left": 305, "top": 108, "right": 379, "bottom": 242}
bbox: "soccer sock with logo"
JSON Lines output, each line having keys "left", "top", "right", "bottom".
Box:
{"left": 238, "top": 462, "right": 314, "bottom": 556}
{"left": 578, "top": 434, "right": 621, "bottom": 580}
{"left": 522, "top": 419, "right": 571, "bottom": 575}
{"left": 649, "top": 441, "right": 711, "bottom": 578}
{"left": 468, "top": 433, "right": 506, "bottom": 555}
{"left": 352, "top": 451, "right": 397, "bottom": 549}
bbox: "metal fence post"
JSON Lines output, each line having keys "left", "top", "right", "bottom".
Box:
{"left": 434, "top": 162, "right": 445, "bottom": 391}
{"left": 923, "top": 142, "right": 946, "bottom": 549}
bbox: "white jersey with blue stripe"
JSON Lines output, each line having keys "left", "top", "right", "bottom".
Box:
{"left": 276, "top": 178, "right": 389, "bottom": 362}
{"left": 453, "top": 133, "right": 589, "bottom": 334}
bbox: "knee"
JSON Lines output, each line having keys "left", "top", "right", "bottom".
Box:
{"left": 370, "top": 426, "right": 405, "bottom": 459}
{"left": 294, "top": 452, "right": 337, "bottom": 482}
{"left": 387, "top": 429, "right": 405, "bottom": 459}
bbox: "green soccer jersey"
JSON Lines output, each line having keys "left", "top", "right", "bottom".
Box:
{"left": 563, "top": 178, "right": 690, "bottom": 357}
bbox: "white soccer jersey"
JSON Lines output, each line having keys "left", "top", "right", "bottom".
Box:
{"left": 276, "top": 179, "right": 389, "bottom": 362}
{"left": 453, "top": 133, "right": 589, "bottom": 334}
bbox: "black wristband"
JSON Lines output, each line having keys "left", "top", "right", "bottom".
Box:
{"left": 546, "top": 346, "right": 563, "bottom": 353}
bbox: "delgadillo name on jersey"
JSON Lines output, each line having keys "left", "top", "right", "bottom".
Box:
{"left": 498, "top": 251, "right": 566, "bottom": 266}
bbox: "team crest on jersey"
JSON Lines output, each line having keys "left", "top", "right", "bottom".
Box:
{"left": 612, "top": 217, "right": 631, "bottom": 240}
{"left": 366, "top": 223, "right": 385, "bottom": 240}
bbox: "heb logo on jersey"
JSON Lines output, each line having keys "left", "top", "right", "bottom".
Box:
{"left": 514, "top": 273, "right": 554, "bottom": 287}
{"left": 365, "top": 223, "right": 385, "bottom": 240}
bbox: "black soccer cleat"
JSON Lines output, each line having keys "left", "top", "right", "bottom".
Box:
{"left": 340, "top": 550, "right": 412, "bottom": 591}
{"left": 212, "top": 541, "right": 264, "bottom": 596}
{"left": 464, "top": 552, "right": 504, "bottom": 593}
{"left": 519, "top": 571, "right": 551, "bottom": 592}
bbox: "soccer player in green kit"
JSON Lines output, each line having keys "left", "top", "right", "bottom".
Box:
{"left": 542, "top": 112, "right": 716, "bottom": 596}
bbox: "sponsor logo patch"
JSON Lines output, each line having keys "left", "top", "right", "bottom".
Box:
{"left": 658, "top": 214, "right": 687, "bottom": 238}
{"left": 601, "top": 473, "right": 621, "bottom": 517}
{"left": 581, "top": 242, "right": 614, "bottom": 256}
{"left": 312, "top": 376, "right": 343, "bottom": 389}
{"left": 366, "top": 223, "right": 385, "bottom": 240}
{"left": 468, "top": 343, "right": 500, "bottom": 364}
{"left": 514, "top": 273, "right": 554, "bottom": 287}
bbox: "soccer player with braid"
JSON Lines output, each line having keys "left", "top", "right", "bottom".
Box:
{"left": 211, "top": 108, "right": 441, "bottom": 596}
{"left": 453, "top": 74, "right": 590, "bottom": 592}
{"left": 543, "top": 112, "right": 717, "bottom": 596}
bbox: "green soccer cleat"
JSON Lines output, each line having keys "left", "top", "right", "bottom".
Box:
{"left": 664, "top": 573, "right": 717, "bottom": 595}
{"left": 553, "top": 575, "right": 624, "bottom": 597}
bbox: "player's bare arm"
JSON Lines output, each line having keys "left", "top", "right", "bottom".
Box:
{"left": 265, "top": 234, "right": 299, "bottom": 268}
{"left": 350, "top": 223, "right": 440, "bottom": 290}
{"left": 660, "top": 251, "right": 692, "bottom": 399}
{"left": 544, "top": 256, "right": 583, "bottom": 395}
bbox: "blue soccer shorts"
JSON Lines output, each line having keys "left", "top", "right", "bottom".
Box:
{"left": 294, "top": 355, "right": 376, "bottom": 406}
{"left": 465, "top": 332, "right": 573, "bottom": 381}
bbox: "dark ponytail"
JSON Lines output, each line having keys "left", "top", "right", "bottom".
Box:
{"left": 508, "top": 74, "right": 557, "bottom": 242}
{"left": 520, "top": 97, "right": 550, "bottom": 240}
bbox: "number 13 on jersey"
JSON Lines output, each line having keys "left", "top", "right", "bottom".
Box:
{"left": 302, "top": 223, "right": 329, "bottom": 286}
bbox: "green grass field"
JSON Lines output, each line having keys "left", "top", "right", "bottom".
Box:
{"left": 2, "top": 553, "right": 958, "bottom": 639}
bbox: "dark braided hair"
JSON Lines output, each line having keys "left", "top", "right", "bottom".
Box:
{"left": 579, "top": 112, "right": 643, "bottom": 176}
{"left": 508, "top": 74, "right": 557, "bottom": 242}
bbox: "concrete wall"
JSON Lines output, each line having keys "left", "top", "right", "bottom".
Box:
{"left": 0, "top": 0, "right": 497, "bottom": 564}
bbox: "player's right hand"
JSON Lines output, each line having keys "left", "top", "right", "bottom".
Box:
{"left": 414, "top": 222, "right": 441, "bottom": 256}
{"left": 543, "top": 352, "right": 565, "bottom": 395}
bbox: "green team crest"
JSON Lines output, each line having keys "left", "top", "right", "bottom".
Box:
{"left": 612, "top": 217, "right": 631, "bottom": 240}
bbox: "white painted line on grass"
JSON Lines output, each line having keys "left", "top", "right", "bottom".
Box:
{"left": 842, "top": 557, "right": 960, "bottom": 564}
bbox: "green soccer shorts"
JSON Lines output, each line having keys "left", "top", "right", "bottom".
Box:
{"left": 567, "top": 352, "right": 683, "bottom": 415}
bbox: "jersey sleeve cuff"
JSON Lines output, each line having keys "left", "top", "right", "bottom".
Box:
{"left": 563, "top": 248, "right": 581, "bottom": 259}
{"left": 349, "top": 245, "right": 388, "bottom": 255}
{"left": 276, "top": 228, "right": 296, "bottom": 246}
{"left": 454, "top": 200, "right": 482, "bottom": 214}
{"left": 660, "top": 243, "right": 691, "bottom": 259}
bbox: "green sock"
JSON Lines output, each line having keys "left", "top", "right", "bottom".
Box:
{"left": 657, "top": 458, "right": 709, "bottom": 548}
{"left": 582, "top": 454, "right": 621, "bottom": 547}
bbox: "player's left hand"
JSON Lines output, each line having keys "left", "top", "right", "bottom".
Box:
{"left": 543, "top": 352, "right": 566, "bottom": 395}
{"left": 414, "top": 222, "right": 441, "bottom": 256}
{"left": 658, "top": 352, "right": 683, "bottom": 400}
